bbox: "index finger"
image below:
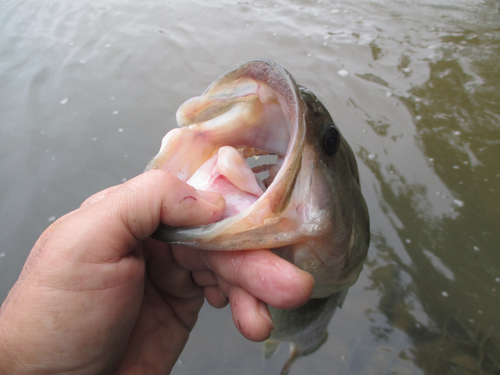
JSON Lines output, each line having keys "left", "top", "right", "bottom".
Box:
{"left": 171, "top": 245, "right": 314, "bottom": 310}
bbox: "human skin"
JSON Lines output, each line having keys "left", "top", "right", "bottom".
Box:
{"left": 0, "top": 170, "right": 314, "bottom": 375}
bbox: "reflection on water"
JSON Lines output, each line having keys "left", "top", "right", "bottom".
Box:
{"left": 1, "top": 0, "right": 499, "bottom": 374}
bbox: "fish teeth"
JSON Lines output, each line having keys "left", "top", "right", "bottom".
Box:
{"left": 251, "top": 164, "right": 275, "bottom": 174}
{"left": 237, "top": 146, "right": 269, "bottom": 159}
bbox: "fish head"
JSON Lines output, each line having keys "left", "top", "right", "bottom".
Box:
{"left": 146, "top": 60, "right": 370, "bottom": 298}
{"left": 273, "top": 84, "right": 371, "bottom": 298}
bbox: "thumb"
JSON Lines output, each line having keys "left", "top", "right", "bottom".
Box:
{"left": 96, "top": 169, "right": 226, "bottom": 239}
{"left": 40, "top": 170, "right": 225, "bottom": 262}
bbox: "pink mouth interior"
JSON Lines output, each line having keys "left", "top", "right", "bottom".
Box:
{"left": 148, "top": 75, "right": 294, "bottom": 221}
{"left": 187, "top": 145, "right": 282, "bottom": 219}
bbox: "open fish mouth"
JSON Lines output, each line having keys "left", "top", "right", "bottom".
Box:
{"left": 146, "top": 59, "right": 370, "bottom": 299}
{"left": 146, "top": 60, "right": 308, "bottom": 250}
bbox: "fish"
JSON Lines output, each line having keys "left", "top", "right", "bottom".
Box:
{"left": 146, "top": 59, "right": 370, "bottom": 374}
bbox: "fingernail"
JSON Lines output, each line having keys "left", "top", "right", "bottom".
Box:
{"left": 217, "top": 288, "right": 229, "bottom": 307}
{"left": 292, "top": 265, "right": 315, "bottom": 285}
{"left": 258, "top": 302, "right": 274, "bottom": 331}
{"left": 196, "top": 189, "right": 225, "bottom": 207}
{"left": 302, "top": 270, "right": 315, "bottom": 286}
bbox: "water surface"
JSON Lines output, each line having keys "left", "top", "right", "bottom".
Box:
{"left": 1, "top": 1, "right": 499, "bottom": 374}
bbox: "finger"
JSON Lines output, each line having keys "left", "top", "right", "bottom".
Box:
{"left": 170, "top": 244, "right": 211, "bottom": 271}
{"left": 174, "top": 247, "right": 314, "bottom": 310}
{"left": 171, "top": 244, "right": 314, "bottom": 307}
{"left": 146, "top": 239, "right": 202, "bottom": 300}
{"left": 203, "top": 285, "right": 229, "bottom": 308}
{"left": 192, "top": 270, "right": 228, "bottom": 308}
{"left": 79, "top": 185, "right": 120, "bottom": 208}
{"left": 229, "top": 286, "right": 274, "bottom": 342}
{"left": 51, "top": 170, "right": 225, "bottom": 263}
{"left": 191, "top": 270, "right": 218, "bottom": 287}
{"left": 96, "top": 170, "right": 225, "bottom": 247}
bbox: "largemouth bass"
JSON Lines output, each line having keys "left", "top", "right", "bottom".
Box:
{"left": 146, "top": 60, "right": 370, "bottom": 374}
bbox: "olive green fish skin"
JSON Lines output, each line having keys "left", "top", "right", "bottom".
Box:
{"left": 147, "top": 60, "right": 370, "bottom": 372}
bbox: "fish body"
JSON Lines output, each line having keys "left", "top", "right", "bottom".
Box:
{"left": 146, "top": 60, "right": 370, "bottom": 373}
{"left": 264, "top": 290, "right": 348, "bottom": 374}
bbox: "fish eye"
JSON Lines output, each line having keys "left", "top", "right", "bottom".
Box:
{"left": 323, "top": 125, "right": 340, "bottom": 156}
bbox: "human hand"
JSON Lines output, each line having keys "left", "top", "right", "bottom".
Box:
{"left": 0, "top": 170, "right": 314, "bottom": 374}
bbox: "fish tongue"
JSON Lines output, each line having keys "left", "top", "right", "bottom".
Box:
{"left": 186, "top": 146, "right": 265, "bottom": 219}
{"left": 216, "top": 146, "right": 264, "bottom": 197}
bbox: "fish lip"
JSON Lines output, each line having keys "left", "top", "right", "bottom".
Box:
{"left": 230, "top": 60, "right": 305, "bottom": 213}
{"left": 150, "top": 60, "right": 307, "bottom": 246}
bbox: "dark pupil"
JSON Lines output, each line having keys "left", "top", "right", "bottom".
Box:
{"left": 323, "top": 126, "right": 340, "bottom": 156}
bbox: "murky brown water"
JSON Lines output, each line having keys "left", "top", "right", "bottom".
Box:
{"left": 1, "top": 0, "right": 499, "bottom": 374}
